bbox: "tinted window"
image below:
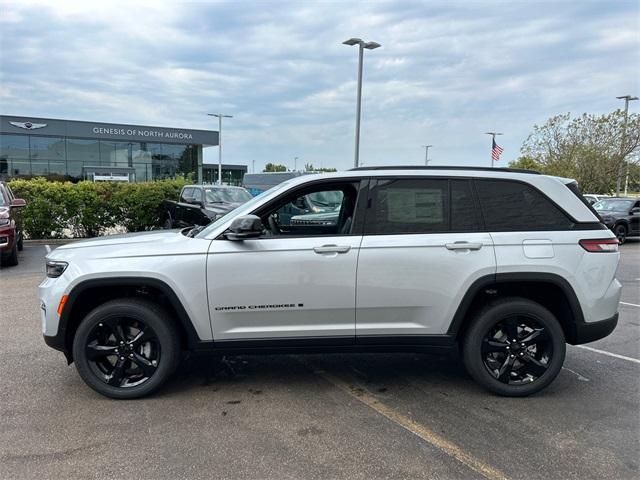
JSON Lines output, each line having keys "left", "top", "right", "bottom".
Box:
{"left": 180, "top": 188, "right": 193, "bottom": 202}
{"left": 451, "top": 179, "right": 480, "bottom": 231}
{"left": 476, "top": 179, "right": 572, "bottom": 231}
{"left": 367, "top": 178, "right": 449, "bottom": 234}
{"left": 191, "top": 188, "right": 203, "bottom": 203}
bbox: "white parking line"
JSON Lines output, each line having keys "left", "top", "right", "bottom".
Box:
{"left": 620, "top": 301, "right": 640, "bottom": 308}
{"left": 573, "top": 345, "right": 640, "bottom": 365}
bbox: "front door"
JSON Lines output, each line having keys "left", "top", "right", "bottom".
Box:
{"left": 356, "top": 177, "right": 496, "bottom": 338}
{"left": 207, "top": 180, "right": 363, "bottom": 342}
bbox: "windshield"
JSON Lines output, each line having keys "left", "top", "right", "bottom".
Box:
{"left": 196, "top": 181, "right": 293, "bottom": 238}
{"left": 593, "top": 199, "right": 634, "bottom": 212}
{"left": 205, "top": 187, "right": 252, "bottom": 204}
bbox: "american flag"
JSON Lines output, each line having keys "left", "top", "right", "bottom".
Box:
{"left": 491, "top": 138, "right": 504, "bottom": 161}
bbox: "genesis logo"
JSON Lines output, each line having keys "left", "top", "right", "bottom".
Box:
{"left": 9, "top": 121, "right": 47, "bottom": 130}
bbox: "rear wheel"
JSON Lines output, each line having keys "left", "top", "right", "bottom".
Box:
{"left": 614, "top": 224, "right": 627, "bottom": 244}
{"left": 17, "top": 232, "right": 23, "bottom": 251}
{"left": 163, "top": 216, "right": 173, "bottom": 230}
{"left": 462, "top": 298, "right": 565, "bottom": 396}
{"left": 72, "top": 298, "right": 181, "bottom": 399}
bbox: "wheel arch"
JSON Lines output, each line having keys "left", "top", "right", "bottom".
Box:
{"left": 448, "top": 272, "right": 586, "bottom": 345}
{"left": 59, "top": 277, "right": 201, "bottom": 362}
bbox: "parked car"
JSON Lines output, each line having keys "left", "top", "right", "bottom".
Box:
{"left": 584, "top": 194, "right": 609, "bottom": 205}
{"left": 161, "top": 184, "right": 252, "bottom": 229}
{"left": 0, "top": 181, "right": 26, "bottom": 267}
{"left": 40, "top": 167, "right": 620, "bottom": 399}
{"left": 593, "top": 197, "right": 640, "bottom": 244}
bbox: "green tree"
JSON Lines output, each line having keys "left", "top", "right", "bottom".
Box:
{"left": 304, "top": 163, "right": 337, "bottom": 172}
{"left": 519, "top": 111, "right": 640, "bottom": 193}
{"left": 508, "top": 156, "right": 542, "bottom": 171}
{"left": 263, "top": 163, "right": 287, "bottom": 172}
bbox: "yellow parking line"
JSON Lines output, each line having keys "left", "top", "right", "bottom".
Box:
{"left": 313, "top": 368, "right": 509, "bottom": 480}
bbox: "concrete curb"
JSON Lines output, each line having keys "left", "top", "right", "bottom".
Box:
{"left": 24, "top": 238, "right": 83, "bottom": 245}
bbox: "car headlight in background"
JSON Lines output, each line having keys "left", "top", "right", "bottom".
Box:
{"left": 0, "top": 218, "right": 10, "bottom": 226}
{"left": 46, "top": 260, "right": 68, "bottom": 278}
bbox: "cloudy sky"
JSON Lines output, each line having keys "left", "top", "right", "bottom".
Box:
{"left": 1, "top": 0, "right": 638, "bottom": 171}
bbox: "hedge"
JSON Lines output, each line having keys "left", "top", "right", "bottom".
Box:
{"left": 9, "top": 177, "right": 189, "bottom": 239}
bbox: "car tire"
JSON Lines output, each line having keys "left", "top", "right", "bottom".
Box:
{"left": 163, "top": 216, "right": 173, "bottom": 230}
{"left": 462, "top": 297, "right": 566, "bottom": 397}
{"left": 17, "top": 232, "right": 23, "bottom": 251}
{"left": 1, "top": 240, "right": 19, "bottom": 267}
{"left": 614, "top": 224, "right": 627, "bottom": 244}
{"left": 72, "top": 298, "right": 181, "bottom": 399}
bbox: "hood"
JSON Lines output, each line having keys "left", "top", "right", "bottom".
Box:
{"left": 48, "top": 229, "right": 211, "bottom": 263}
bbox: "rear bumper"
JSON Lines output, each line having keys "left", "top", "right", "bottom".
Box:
{"left": 570, "top": 313, "right": 618, "bottom": 345}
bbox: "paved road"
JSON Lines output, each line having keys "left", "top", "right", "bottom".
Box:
{"left": 0, "top": 241, "right": 638, "bottom": 480}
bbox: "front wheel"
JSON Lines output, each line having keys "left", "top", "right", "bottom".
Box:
{"left": 462, "top": 298, "right": 566, "bottom": 397}
{"left": 1, "top": 240, "right": 19, "bottom": 266}
{"left": 614, "top": 224, "right": 627, "bottom": 244}
{"left": 163, "top": 216, "right": 173, "bottom": 230}
{"left": 72, "top": 298, "right": 181, "bottom": 399}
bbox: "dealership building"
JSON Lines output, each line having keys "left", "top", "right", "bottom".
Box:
{"left": 0, "top": 115, "right": 226, "bottom": 183}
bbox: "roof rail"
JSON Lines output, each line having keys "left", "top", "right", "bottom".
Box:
{"left": 349, "top": 166, "right": 540, "bottom": 174}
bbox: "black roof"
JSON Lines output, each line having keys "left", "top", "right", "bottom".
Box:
{"left": 349, "top": 166, "right": 540, "bottom": 174}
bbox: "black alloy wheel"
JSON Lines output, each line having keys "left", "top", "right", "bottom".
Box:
{"left": 85, "top": 317, "right": 161, "bottom": 388}
{"left": 163, "top": 216, "right": 173, "bottom": 230}
{"left": 481, "top": 316, "right": 552, "bottom": 385}
{"left": 462, "top": 297, "right": 566, "bottom": 396}
{"left": 614, "top": 224, "right": 627, "bottom": 244}
{"left": 73, "top": 298, "right": 180, "bottom": 399}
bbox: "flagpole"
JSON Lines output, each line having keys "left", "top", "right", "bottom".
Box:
{"left": 485, "top": 132, "right": 503, "bottom": 167}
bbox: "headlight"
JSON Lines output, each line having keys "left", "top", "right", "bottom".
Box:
{"left": 0, "top": 218, "right": 9, "bottom": 226}
{"left": 46, "top": 260, "right": 68, "bottom": 278}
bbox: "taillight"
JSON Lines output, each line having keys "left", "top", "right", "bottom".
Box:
{"left": 579, "top": 238, "right": 619, "bottom": 252}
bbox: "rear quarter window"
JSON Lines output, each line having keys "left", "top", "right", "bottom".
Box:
{"left": 475, "top": 179, "right": 573, "bottom": 231}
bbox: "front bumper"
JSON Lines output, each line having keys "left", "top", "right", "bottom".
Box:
{"left": 570, "top": 312, "right": 618, "bottom": 345}
{"left": 0, "top": 225, "right": 15, "bottom": 252}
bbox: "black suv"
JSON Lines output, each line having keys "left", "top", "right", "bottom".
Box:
{"left": 593, "top": 197, "right": 640, "bottom": 244}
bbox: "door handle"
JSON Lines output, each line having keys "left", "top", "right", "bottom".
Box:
{"left": 445, "top": 242, "right": 483, "bottom": 251}
{"left": 313, "top": 244, "right": 351, "bottom": 254}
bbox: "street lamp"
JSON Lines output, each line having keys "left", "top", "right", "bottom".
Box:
{"left": 207, "top": 113, "right": 233, "bottom": 185}
{"left": 294, "top": 156, "right": 299, "bottom": 172}
{"left": 343, "top": 37, "right": 381, "bottom": 168}
{"left": 485, "top": 132, "right": 503, "bottom": 168}
{"left": 422, "top": 145, "right": 433, "bottom": 165}
{"left": 615, "top": 95, "right": 638, "bottom": 196}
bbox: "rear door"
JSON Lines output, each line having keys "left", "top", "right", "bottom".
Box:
{"left": 355, "top": 177, "right": 496, "bottom": 338}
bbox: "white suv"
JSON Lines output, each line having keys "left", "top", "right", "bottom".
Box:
{"left": 39, "top": 167, "right": 621, "bottom": 399}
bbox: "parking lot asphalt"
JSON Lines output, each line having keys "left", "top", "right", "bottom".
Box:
{"left": 1, "top": 241, "right": 638, "bottom": 480}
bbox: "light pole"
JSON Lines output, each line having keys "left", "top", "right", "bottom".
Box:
{"left": 422, "top": 145, "right": 433, "bottom": 165}
{"left": 485, "top": 132, "right": 503, "bottom": 168}
{"left": 207, "top": 113, "right": 233, "bottom": 185}
{"left": 252, "top": 160, "right": 255, "bottom": 174}
{"left": 343, "top": 37, "right": 381, "bottom": 168}
{"left": 294, "top": 156, "right": 299, "bottom": 172}
{"left": 615, "top": 95, "right": 638, "bottom": 196}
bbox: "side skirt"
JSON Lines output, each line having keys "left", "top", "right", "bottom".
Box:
{"left": 191, "top": 335, "right": 457, "bottom": 356}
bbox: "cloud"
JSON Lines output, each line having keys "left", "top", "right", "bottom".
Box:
{"left": 1, "top": 0, "right": 638, "bottom": 170}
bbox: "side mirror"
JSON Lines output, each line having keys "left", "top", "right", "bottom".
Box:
{"left": 225, "top": 215, "right": 264, "bottom": 240}
{"left": 11, "top": 198, "right": 26, "bottom": 207}
{"left": 630, "top": 207, "right": 640, "bottom": 215}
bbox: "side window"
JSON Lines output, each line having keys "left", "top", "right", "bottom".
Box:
{"left": 451, "top": 179, "right": 480, "bottom": 231}
{"left": 366, "top": 178, "right": 449, "bottom": 234}
{"left": 475, "top": 179, "right": 573, "bottom": 231}
{"left": 259, "top": 182, "right": 359, "bottom": 237}
{"left": 180, "top": 188, "right": 193, "bottom": 203}
{"left": 191, "top": 188, "right": 203, "bottom": 203}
